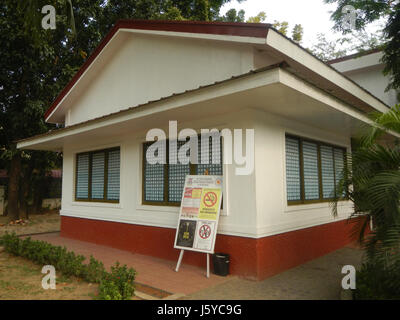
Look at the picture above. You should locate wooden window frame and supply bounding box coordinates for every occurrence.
[75,147,120,203]
[142,136,223,207]
[286,134,347,205]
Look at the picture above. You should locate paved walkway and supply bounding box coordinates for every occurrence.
[28,233,231,296]
[28,233,363,300]
[184,246,364,300]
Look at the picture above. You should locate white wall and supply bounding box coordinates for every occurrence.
[331,52,399,107]
[252,109,353,238]
[60,107,353,239]
[61,109,258,238]
[345,66,398,108]
[67,34,255,126]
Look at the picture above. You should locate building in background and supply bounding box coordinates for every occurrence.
[329,49,399,108]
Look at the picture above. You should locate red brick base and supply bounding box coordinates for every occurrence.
[60,216,358,280]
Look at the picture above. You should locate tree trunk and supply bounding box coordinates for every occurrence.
[19,163,34,220]
[19,176,30,220]
[7,153,21,221]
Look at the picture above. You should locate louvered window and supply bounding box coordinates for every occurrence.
[76,154,89,199]
[303,141,320,200]
[197,132,223,176]
[285,137,301,201]
[320,145,335,199]
[143,134,222,206]
[168,140,191,202]
[285,135,346,204]
[107,150,120,201]
[75,147,120,202]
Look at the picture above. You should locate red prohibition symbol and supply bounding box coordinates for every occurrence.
[203,191,217,207]
[199,224,212,239]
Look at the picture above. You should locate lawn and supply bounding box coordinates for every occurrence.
[0,211,60,237]
[0,211,166,300]
[0,250,98,300]
[0,211,97,300]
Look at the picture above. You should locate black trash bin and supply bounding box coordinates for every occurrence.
[212,253,230,276]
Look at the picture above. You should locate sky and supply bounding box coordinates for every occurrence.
[220,0,384,50]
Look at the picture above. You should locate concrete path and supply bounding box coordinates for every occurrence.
[184,246,364,300]
[27,233,363,300]
[27,233,232,296]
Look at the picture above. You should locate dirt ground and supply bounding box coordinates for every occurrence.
[0,211,61,237]
[0,251,99,300]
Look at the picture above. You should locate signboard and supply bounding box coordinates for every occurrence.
[174,175,223,254]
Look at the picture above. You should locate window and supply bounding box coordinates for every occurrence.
[143,134,222,206]
[285,135,346,204]
[75,147,120,202]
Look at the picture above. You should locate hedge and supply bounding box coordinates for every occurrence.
[0,232,136,300]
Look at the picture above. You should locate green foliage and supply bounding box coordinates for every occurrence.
[220,8,246,22]
[291,24,304,43]
[382,3,400,92]
[84,256,107,283]
[0,233,136,300]
[0,0,237,220]
[310,33,349,61]
[310,29,385,62]
[246,11,266,23]
[331,105,400,299]
[324,0,394,33]
[355,261,400,299]
[97,262,136,300]
[325,0,400,91]
[273,21,289,35]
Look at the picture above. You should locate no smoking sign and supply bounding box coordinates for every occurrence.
[199,224,212,239]
[203,191,217,207]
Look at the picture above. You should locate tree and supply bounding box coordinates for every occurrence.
[382,3,400,92]
[273,21,289,35]
[272,20,304,43]
[331,105,400,298]
[220,8,246,22]
[324,0,400,91]
[310,33,349,61]
[291,24,304,43]
[0,0,236,221]
[310,29,385,62]
[244,11,304,43]
[246,11,266,23]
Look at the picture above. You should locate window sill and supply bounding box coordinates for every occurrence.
[284,199,350,213]
[136,203,228,216]
[72,201,122,209]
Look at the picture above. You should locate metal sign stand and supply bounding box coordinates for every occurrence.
[175,249,210,278]
[174,172,221,279]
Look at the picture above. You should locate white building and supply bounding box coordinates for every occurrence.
[329,49,399,107]
[17,21,393,280]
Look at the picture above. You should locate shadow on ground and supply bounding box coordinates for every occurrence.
[184,246,363,300]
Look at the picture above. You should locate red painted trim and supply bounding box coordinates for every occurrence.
[44,20,270,121]
[61,216,360,280]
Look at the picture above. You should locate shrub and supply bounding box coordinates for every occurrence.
[355,261,400,300]
[0,232,136,300]
[97,262,136,300]
[84,256,106,283]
